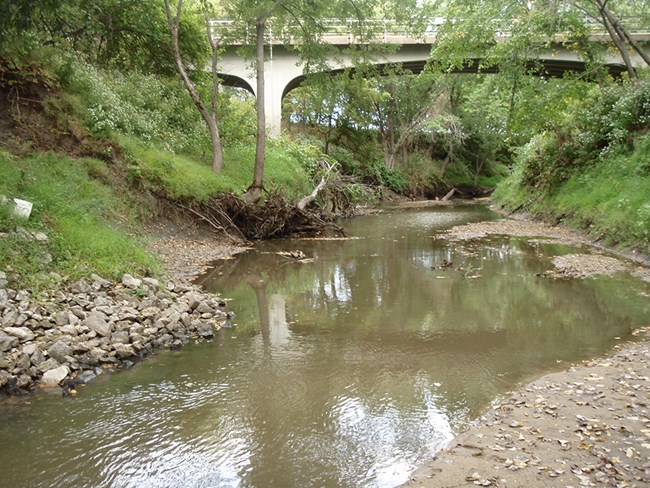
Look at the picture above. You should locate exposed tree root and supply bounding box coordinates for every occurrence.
[176,190,347,242]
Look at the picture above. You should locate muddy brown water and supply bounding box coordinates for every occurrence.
[1,204,648,488]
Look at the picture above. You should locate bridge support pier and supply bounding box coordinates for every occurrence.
[219,51,303,138]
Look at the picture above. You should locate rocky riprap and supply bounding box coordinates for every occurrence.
[0,271,231,395]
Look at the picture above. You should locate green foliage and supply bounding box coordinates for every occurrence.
[55,56,258,164]
[328,145,360,174]
[514,81,650,193]
[1,0,208,76]
[494,82,650,252]
[343,183,380,205]
[117,133,312,204]
[117,135,230,202]
[0,150,161,289]
[218,91,257,144]
[400,151,442,196]
[61,58,211,155]
[362,161,406,193]
[548,136,650,248]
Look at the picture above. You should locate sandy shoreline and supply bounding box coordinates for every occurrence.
[400,332,650,487]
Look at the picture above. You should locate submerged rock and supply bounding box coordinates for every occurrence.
[73,370,96,385]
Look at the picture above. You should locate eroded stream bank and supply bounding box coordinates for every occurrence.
[0,203,648,488]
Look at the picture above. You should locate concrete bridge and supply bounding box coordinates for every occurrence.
[212,19,650,136]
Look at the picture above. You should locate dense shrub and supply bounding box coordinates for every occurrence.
[494,81,650,251]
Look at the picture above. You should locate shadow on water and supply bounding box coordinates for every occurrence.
[1,204,648,488]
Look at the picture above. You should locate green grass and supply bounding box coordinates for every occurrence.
[117,134,312,203]
[494,134,650,253]
[547,136,650,250]
[0,150,161,290]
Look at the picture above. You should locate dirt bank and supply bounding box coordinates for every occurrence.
[145,220,249,279]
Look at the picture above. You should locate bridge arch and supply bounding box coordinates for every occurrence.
[215,31,648,136]
[219,73,255,95]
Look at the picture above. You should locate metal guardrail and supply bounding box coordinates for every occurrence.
[209,16,649,45]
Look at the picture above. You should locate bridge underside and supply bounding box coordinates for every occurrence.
[280,58,627,97]
[217,42,644,136]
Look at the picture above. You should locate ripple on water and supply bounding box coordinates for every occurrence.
[1,205,649,488]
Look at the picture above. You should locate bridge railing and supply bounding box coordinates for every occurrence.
[208,18,437,45]
[209,16,649,46]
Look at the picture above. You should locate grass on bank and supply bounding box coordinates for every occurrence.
[0,150,162,290]
[117,134,313,203]
[494,133,650,253]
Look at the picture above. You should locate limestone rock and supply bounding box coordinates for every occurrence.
[33,232,48,242]
[14,352,30,372]
[0,370,14,388]
[111,330,130,344]
[4,326,35,342]
[47,340,73,363]
[90,274,112,289]
[185,292,203,310]
[196,322,214,339]
[30,348,46,367]
[2,310,19,327]
[37,357,60,373]
[16,374,32,388]
[142,277,160,290]
[40,365,69,387]
[113,343,136,359]
[0,353,11,369]
[196,302,215,314]
[0,331,18,352]
[84,312,111,336]
[70,279,92,294]
[122,274,142,289]
[59,324,78,336]
[73,370,96,385]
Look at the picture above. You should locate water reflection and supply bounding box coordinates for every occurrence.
[0,205,648,488]
[191,206,649,487]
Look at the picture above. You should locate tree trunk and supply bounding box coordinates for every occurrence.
[384,114,396,169]
[600,3,650,68]
[506,74,519,134]
[440,147,452,178]
[244,19,267,203]
[474,155,485,185]
[592,0,637,80]
[164,0,223,173]
[206,17,224,173]
[401,140,409,166]
[324,112,333,155]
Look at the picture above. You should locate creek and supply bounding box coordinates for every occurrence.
[0,203,648,488]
